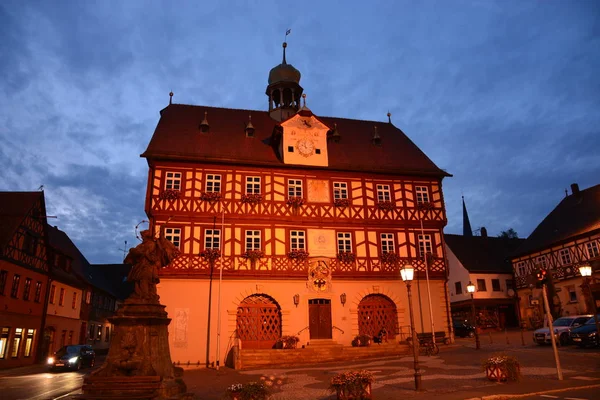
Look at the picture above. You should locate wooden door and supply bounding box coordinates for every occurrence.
[236,295,281,349]
[358,294,398,339]
[309,299,332,339]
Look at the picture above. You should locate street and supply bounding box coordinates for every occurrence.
[1,330,599,400]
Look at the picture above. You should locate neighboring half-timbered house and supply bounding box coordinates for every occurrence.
[512,183,600,328]
[0,192,50,368]
[141,43,452,367]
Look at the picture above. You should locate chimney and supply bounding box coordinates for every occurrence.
[480,227,488,238]
[570,183,580,196]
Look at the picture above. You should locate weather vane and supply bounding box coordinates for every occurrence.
[284,28,291,42]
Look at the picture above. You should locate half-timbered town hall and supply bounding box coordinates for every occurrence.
[141,42,452,367]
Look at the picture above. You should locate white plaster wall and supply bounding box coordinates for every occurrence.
[157,277,449,368]
[47,282,82,320]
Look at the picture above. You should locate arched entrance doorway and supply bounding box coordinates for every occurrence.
[358,294,398,339]
[236,294,281,349]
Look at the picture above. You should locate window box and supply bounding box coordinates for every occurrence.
[201,192,222,202]
[416,201,435,211]
[242,250,264,261]
[377,201,395,211]
[287,249,309,260]
[241,193,263,204]
[337,252,356,263]
[380,252,400,264]
[334,198,350,207]
[329,369,374,400]
[200,248,221,261]
[287,197,304,207]
[158,189,180,201]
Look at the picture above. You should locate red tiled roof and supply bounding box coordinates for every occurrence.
[141,104,450,178]
[445,233,525,273]
[512,184,600,257]
[0,192,44,249]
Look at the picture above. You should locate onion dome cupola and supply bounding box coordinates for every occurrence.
[266,42,304,122]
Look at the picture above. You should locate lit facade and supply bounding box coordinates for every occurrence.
[142,43,452,367]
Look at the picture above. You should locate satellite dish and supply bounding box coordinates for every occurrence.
[507,289,515,297]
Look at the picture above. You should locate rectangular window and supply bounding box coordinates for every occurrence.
[587,241,599,258]
[204,229,221,250]
[105,326,110,342]
[68,331,73,345]
[506,279,514,291]
[246,176,261,194]
[245,230,261,251]
[86,291,92,304]
[516,262,526,276]
[23,329,35,357]
[536,255,547,269]
[380,233,395,253]
[97,326,102,340]
[455,281,462,295]
[567,286,577,303]
[559,248,572,265]
[72,292,78,309]
[34,281,42,303]
[23,233,38,255]
[60,330,66,347]
[376,184,391,202]
[165,171,181,190]
[11,328,23,358]
[418,234,433,257]
[337,232,352,253]
[0,270,7,295]
[415,186,430,204]
[89,324,95,340]
[0,327,9,359]
[49,284,56,304]
[290,231,306,250]
[333,182,348,200]
[58,288,65,306]
[23,278,32,301]
[205,174,221,193]
[10,274,20,298]
[477,279,487,292]
[288,179,303,198]
[164,227,181,249]
[492,279,501,292]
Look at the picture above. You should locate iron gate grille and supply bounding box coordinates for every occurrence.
[236,294,281,349]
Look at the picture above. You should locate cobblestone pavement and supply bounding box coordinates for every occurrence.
[181,330,600,400]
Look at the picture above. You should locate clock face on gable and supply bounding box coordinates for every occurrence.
[297,138,315,157]
[281,114,329,167]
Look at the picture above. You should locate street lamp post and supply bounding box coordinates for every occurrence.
[467,281,481,350]
[401,264,422,391]
[579,264,600,343]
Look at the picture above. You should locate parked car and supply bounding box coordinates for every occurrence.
[570,315,600,348]
[453,320,475,338]
[533,315,590,346]
[47,345,96,371]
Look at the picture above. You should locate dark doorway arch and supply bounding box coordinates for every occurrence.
[236,294,282,349]
[358,294,398,339]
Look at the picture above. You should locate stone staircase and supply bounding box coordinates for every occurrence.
[239,340,410,370]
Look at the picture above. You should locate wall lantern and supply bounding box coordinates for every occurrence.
[340,293,347,306]
[293,294,300,307]
[579,264,592,277]
[467,281,476,294]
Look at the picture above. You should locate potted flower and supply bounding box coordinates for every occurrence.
[329,370,374,400]
[483,353,521,382]
[287,249,309,260]
[226,382,270,400]
[201,191,222,202]
[380,252,400,264]
[286,196,304,208]
[416,201,435,211]
[351,334,372,347]
[199,248,221,262]
[242,193,263,204]
[334,198,350,207]
[158,189,181,201]
[377,200,395,211]
[242,249,264,262]
[337,252,356,263]
[274,335,300,349]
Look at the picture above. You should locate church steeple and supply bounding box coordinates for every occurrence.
[462,196,473,237]
[266,41,303,122]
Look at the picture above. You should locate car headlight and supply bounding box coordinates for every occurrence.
[68,356,79,363]
[589,332,597,337]
[47,357,55,364]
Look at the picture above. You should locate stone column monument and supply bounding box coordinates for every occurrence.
[80,230,190,399]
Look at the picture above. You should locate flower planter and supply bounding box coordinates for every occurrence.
[485,365,508,382]
[336,383,372,400]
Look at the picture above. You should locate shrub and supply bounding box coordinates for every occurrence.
[226,382,269,400]
[275,335,300,349]
[351,334,372,347]
[329,370,374,399]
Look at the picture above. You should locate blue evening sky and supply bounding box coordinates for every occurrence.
[1,0,598,263]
